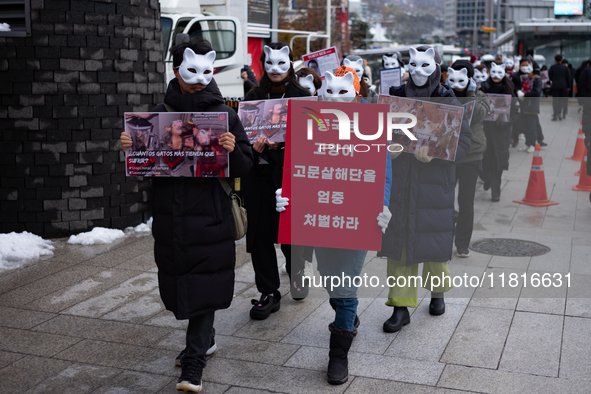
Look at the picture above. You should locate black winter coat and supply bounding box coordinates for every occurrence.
[481,78,515,172]
[378,83,472,266]
[152,78,254,320]
[549,63,571,90]
[243,81,310,251]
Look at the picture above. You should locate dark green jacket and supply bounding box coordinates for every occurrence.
[458,89,489,164]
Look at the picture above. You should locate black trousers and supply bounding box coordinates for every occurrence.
[185,311,215,367]
[455,161,480,250]
[552,88,568,117]
[521,113,539,147]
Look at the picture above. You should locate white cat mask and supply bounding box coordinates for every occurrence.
[505,58,514,69]
[408,47,437,87]
[178,48,216,86]
[447,67,469,90]
[383,54,400,69]
[474,68,488,83]
[343,58,364,80]
[520,63,533,74]
[297,74,316,95]
[490,62,506,80]
[263,45,291,75]
[324,71,356,100]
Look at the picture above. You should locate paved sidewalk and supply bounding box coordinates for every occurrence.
[1,100,591,393]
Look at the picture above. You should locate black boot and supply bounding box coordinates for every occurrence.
[327,323,356,385]
[429,292,445,316]
[382,306,410,333]
[329,299,360,329]
[289,268,309,301]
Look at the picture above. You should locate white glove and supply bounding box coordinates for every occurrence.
[377,206,392,234]
[517,90,525,98]
[275,188,289,212]
[414,146,433,163]
[389,143,404,160]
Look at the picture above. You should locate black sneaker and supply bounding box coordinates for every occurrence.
[176,360,203,392]
[175,337,217,367]
[539,142,548,147]
[250,294,280,320]
[290,269,309,301]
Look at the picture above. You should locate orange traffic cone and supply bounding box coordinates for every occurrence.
[514,144,559,207]
[566,120,585,161]
[573,148,591,191]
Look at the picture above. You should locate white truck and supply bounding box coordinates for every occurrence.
[160,0,248,99]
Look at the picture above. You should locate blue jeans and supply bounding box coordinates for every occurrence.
[315,247,367,331]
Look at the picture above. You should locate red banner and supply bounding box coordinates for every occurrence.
[279,100,389,251]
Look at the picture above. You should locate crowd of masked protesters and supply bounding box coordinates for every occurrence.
[120,36,590,392]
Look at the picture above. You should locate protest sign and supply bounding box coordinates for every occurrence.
[238,97,317,143]
[377,95,465,162]
[379,67,402,94]
[278,100,388,251]
[462,100,476,125]
[124,112,229,177]
[520,74,533,93]
[302,47,340,80]
[484,93,512,122]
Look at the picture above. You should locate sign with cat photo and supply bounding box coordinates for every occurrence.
[378,95,465,162]
[123,112,229,177]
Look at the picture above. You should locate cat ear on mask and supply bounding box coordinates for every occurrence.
[279,45,290,58]
[459,68,468,76]
[425,48,435,60]
[344,58,352,68]
[408,48,418,59]
[325,71,334,83]
[263,45,272,58]
[342,71,355,85]
[304,74,314,83]
[204,51,216,64]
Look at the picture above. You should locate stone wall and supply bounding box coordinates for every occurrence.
[0,0,165,237]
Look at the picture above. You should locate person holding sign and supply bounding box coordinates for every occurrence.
[243,42,312,319]
[278,66,393,385]
[120,37,253,393]
[380,46,472,333]
[448,60,490,257]
[480,62,516,202]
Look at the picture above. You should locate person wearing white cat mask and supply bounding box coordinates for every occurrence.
[343,55,377,99]
[278,64,393,385]
[504,57,515,75]
[473,65,489,88]
[243,42,312,321]
[448,60,490,258]
[295,67,322,96]
[480,61,516,202]
[380,46,473,334]
[376,52,407,93]
[120,37,254,394]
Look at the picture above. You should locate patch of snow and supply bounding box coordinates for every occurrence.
[0,232,54,271]
[0,23,11,32]
[67,227,126,245]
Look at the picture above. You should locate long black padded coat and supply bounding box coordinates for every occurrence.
[151,78,253,320]
[378,83,472,266]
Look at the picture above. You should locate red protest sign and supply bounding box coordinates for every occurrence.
[279,100,389,251]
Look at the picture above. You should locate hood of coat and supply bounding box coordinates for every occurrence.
[164,78,225,112]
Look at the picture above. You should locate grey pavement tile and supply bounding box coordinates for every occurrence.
[29,363,121,394]
[101,289,165,323]
[516,297,566,315]
[565,274,591,317]
[284,346,444,386]
[343,376,472,394]
[53,339,178,377]
[33,315,172,347]
[225,387,287,394]
[233,296,326,342]
[156,379,228,394]
[438,364,573,394]
[487,255,531,270]
[63,272,159,318]
[25,269,143,313]
[446,263,484,300]
[0,306,56,329]
[92,371,174,394]
[559,316,591,380]
[153,329,185,352]
[528,242,572,274]
[0,326,81,357]
[204,357,350,394]
[145,311,188,330]
[450,249,493,267]
[112,251,156,272]
[499,311,563,377]
[234,261,256,284]
[211,334,300,365]
[478,207,517,226]
[350,297,399,355]
[569,245,591,275]
[0,259,72,296]
[440,306,514,369]
[510,205,546,228]
[212,295,257,336]
[0,350,26,369]
[233,281,254,296]
[385,301,466,362]
[0,265,104,308]
[0,356,71,393]
[469,267,523,310]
